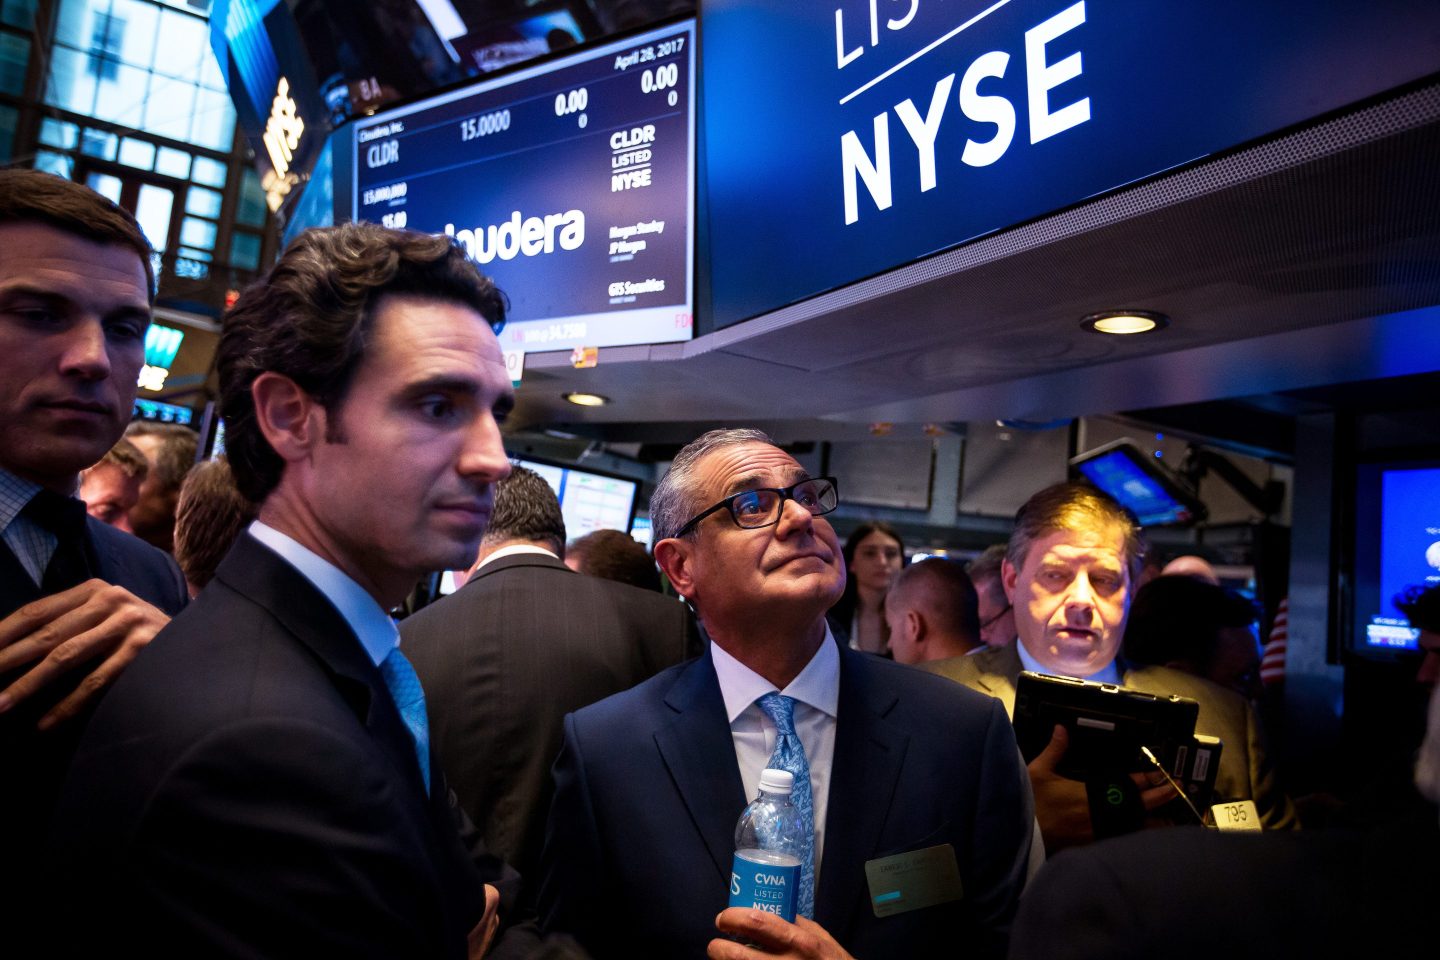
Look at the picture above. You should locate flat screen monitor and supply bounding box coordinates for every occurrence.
[350,18,696,354]
[1070,440,1205,527]
[1351,459,1440,654]
[513,455,639,542]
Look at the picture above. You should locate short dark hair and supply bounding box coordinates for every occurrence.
[892,557,981,645]
[568,528,660,592]
[0,169,155,302]
[483,466,566,554]
[965,543,1009,606]
[1008,482,1145,579]
[1396,583,1440,634]
[1123,575,1257,670]
[124,421,198,495]
[173,457,257,591]
[218,223,507,503]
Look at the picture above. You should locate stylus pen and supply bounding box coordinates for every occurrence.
[1140,746,1208,826]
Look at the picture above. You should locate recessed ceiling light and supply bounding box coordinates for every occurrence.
[1081,310,1169,335]
[563,392,610,407]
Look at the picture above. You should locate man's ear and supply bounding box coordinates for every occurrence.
[906,610,925,646]
[250,371,326,464]
[1001,557,1019,605]
[654,537,696,602]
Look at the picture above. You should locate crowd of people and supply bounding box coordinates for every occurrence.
[2,169,1436,958]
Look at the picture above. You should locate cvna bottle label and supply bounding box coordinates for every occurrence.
[728,850,798,923]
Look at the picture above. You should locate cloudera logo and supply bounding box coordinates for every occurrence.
[445,209,585,263]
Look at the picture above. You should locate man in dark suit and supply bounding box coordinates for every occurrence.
[922,482,1296,850]
[403,465,698,895]
[51,223,522,957]
[539,429,1033,960]
[0,170,187,926]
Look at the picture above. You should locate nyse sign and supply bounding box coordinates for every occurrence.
[840,3,1088,224]
[701,0,1440,328]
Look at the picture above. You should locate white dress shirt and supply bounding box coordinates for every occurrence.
[711,627,839,881]
[248,521,398,668]
[475,542,559,570]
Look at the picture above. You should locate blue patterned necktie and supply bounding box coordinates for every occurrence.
[379,647,431,795]
[757,692,816,919]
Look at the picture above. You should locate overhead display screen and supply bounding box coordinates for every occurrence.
[352,19,695,353]
[1071,441,1203,527]
[1352,461,1440,654]
[701,0,1440,327]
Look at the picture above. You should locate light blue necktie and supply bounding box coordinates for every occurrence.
[757,692,815,919]
[379,647,431,795]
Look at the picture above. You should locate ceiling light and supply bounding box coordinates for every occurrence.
[563,392,610,407]
[1081,310,1169,335]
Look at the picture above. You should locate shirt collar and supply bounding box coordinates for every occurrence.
[248,520,399,667]
[1017,635,1122,686]
[711,623,841,724]
[476,542,560,570]
[0,467,44,534]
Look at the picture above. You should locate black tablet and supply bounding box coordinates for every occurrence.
[1013,671,1200,780]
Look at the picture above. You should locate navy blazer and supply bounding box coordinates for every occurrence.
[539,645,1034,959]
[49,533,488,958]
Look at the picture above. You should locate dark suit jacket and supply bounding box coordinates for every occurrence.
[1008,824,1436,960]
[922,643,1298,830]
[538,644,1034,960]
[48,533,489,958]
[1,514,187,920]
[402,551,699,892]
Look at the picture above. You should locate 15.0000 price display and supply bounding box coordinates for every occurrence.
[460,109,511,142]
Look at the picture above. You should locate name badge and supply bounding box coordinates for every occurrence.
[1210,799,1261,831]
[863,843,963,918]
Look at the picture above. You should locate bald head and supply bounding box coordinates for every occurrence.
[1161,555,1220,585]
[884,558,982,665]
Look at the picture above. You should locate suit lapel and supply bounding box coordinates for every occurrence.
[814,647,910,934]
[213,534,429,799]
[975,643,1022,715]
[653,650,747,883]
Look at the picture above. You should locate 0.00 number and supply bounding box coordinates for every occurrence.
[641,63,679,94]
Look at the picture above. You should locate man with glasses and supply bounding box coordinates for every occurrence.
[538,429,1033,960]
[967,544,1017,649]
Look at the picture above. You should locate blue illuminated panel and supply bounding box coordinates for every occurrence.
[1075,449,1193,527]
[351,20,696,354]
[1365,467,1440,651]
[701,0,1440,327]
[143,324,185,370]
[133,398,194,425]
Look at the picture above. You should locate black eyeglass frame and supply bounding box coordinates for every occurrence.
[979,602,1013,630]
[672,476,840,539]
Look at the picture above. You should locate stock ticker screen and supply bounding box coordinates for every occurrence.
[351,19,695,355]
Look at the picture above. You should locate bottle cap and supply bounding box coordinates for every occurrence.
[758,768,794,795]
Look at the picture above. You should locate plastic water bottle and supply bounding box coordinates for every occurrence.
[728,768,805,923]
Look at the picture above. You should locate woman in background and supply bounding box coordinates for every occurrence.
[828,521,905,655]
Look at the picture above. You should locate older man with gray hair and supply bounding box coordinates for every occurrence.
[539,428,1033,960]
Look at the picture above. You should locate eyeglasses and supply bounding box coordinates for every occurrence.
[673,477,839,539]
[980,602,1013,630]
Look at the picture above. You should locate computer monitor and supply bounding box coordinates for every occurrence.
[1350,458,1440,655]
[1070,439,1206,527]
